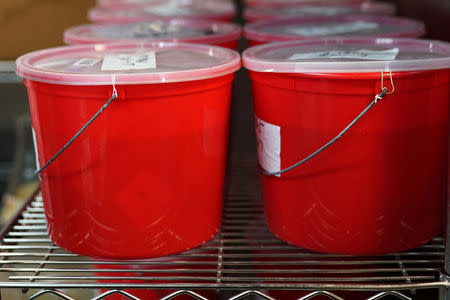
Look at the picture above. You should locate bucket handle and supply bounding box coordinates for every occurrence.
[261,72,395,177]
[35,81,119,176]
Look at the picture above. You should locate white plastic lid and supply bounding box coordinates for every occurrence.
[243,38,450,73]
[245,0,363,8]
[16,42,241,85]
[89,1,236,23]
[64,20,241,45]
[244,2,396,22]
[244,15,425,43]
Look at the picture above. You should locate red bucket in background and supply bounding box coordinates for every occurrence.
[244,15,425,46]
[96,0,168,9]
[16,42,240,259]
[244,2,396,23]
[64,19,241,50]
[97,0,233,10]
[243,38,450,255]
[245,0,363,8]
[88,0,236,24]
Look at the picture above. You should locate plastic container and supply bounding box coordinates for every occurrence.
[97,0,232,9]
[244,2,396,23]
[64,20,241,50]
[243,38,450,255]
[97,0,166,9]
[245,0,363,8]
[244,15,425,46]
[16,42,241,259]
[89,0,236,24]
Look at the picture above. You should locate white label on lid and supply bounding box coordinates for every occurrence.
[255,116,281,177]
[132,22,180,38]
[287,21,379,36]
[73,58,101,67]
[289,48,400,61]
[101,52,156,71]
[31,127,40,172]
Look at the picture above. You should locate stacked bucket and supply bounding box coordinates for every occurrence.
[13,0,450,299]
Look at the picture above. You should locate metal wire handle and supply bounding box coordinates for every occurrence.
[261,72,394,177]
[35,84,119,176]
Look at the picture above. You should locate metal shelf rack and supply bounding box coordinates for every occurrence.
[0,159,448,299]
[0,61,22,84]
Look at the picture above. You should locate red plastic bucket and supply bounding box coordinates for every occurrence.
[16,42,241,259]
[245,0,363,8]
[64,20,241,50]
[244,15,425,47]
[244,2,396,23]
[89,1,236,24]
[243,38,450,255]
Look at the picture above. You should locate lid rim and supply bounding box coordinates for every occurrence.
[17,64,242,85]
[88,3,236,23]
[246,0,365,8]
[244,2,396,22]
[98,0,166,9]
[244,15,425,42]
[16,42,242,85]
[242,38,450,73]
[63,22,242,46]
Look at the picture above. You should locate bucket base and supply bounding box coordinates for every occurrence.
[50,228,220,260]
[266,216,441,255]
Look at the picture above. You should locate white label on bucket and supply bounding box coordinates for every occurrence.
[255,116,281,177]
[31,127,40,172]
[73,58,101,67]
[286,21,379,36]
[101,52,156,71]
[289,48,400,61]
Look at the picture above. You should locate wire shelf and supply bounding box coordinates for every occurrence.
[0,160,446,299]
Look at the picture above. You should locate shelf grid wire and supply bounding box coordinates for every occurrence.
[0,160,445,299]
